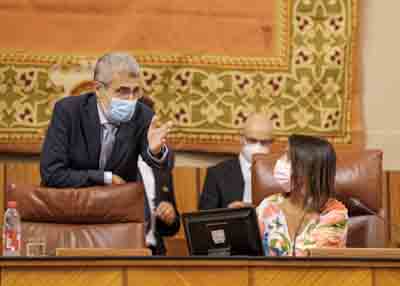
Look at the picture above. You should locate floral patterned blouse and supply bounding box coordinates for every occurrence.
[257,194,348,256]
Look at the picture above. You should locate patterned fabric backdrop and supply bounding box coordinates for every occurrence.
[0,0,359,153]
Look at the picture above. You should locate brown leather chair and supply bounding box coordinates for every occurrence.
[252,150,387,248]
[70,80,97,96]
[7,183,147,256]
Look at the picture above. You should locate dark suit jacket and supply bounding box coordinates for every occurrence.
[40,93,178,254]
[199,158,245,210]
[141,157,180,255]
[40,92,172,188]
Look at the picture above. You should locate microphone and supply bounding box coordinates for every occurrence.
[348,197,376,216]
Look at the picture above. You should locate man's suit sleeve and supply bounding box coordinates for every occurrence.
[199,167,221,210]
[40,101,104,188]
[155,156,180,237]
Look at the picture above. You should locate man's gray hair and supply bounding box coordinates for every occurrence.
[94,52,140,85]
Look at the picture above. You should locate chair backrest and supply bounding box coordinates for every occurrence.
[252,149,387,248]
[7,183,145,256]
[70,80,97,96]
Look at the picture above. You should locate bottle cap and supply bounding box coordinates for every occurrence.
[7,201,17,208]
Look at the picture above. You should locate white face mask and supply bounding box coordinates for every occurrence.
[241,143,270,163]
[273,155,291,192]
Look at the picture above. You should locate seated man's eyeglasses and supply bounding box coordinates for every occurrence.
[244,136,273,146]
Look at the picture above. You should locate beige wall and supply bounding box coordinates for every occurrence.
[362,0,400,170]
[176,1,400,170]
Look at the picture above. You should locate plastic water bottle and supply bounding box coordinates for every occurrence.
[3,201,21,256]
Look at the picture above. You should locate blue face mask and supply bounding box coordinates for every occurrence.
[107,98,137,123]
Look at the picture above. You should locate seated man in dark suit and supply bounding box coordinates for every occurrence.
[199,113,273,210]
[40,52,178,254]
[137,96,180,255]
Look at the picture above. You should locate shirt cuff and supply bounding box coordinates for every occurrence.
[104,171,113,185]
[148,145,169,163]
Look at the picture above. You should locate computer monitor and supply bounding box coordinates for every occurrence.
[182,207,264,256]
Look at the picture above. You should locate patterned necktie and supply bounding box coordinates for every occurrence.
[99,123,117,169]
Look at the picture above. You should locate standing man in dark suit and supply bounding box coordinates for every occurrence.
[137,96,180,255]
[199,113,273,210]
[40,53,178,252]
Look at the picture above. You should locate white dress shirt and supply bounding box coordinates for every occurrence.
[239,153,252,204]
[138,155,157,247]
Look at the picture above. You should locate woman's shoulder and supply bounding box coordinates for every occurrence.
[319,198,348,225]
[260,193,284,205]
[322,198,348,214]
[256,193,284,216]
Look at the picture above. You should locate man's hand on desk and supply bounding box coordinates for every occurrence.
[156,201,176,225]
[228,201,254,209]
[148,116,173,155]
[112,174,126,185]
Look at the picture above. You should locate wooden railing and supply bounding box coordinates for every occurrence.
[2,256,400,286]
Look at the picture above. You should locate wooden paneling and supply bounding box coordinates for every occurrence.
[127,267,248,286]
[375,269,400,286]
[251,268,372,286]
[382,171,390,246]
[5,160,41,187]
[389,171,400,246]
[2,268,123,286]
[173,166,198,233]
[173,167,199,215]
[164,237,189,257]
[3,259,400,286]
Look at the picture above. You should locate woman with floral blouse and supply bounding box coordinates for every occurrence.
[257,134,348,256]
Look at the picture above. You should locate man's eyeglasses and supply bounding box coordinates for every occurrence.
[98,81,142,99]
[113,86,141,97]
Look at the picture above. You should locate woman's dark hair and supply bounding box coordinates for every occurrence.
[288,134,336,212]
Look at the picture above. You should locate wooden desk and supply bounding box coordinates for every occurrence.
[1,256,400,286]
